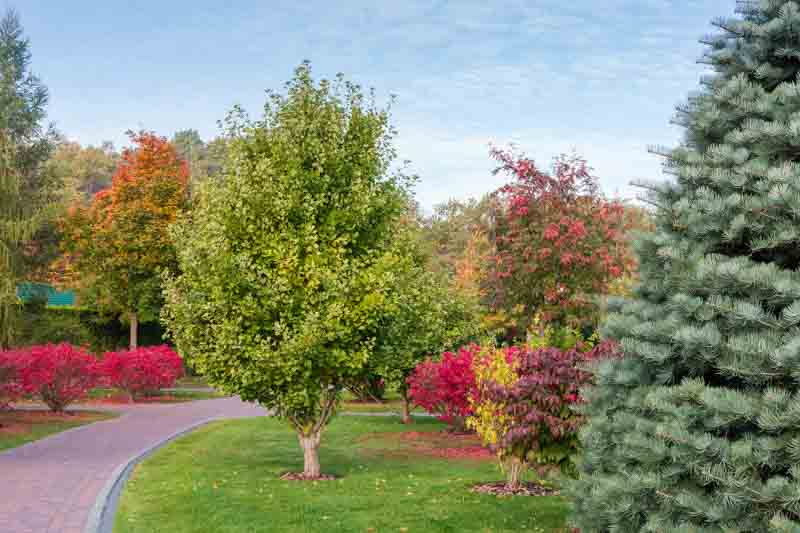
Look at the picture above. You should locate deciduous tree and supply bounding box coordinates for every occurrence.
[370,219,482,423]
[63,132,188,349]
[163,63,411,478]
[46,139,118,203]
[470,340,616,490]
[485,149,634,339]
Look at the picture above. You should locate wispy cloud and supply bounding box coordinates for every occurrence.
[24,0,732,208]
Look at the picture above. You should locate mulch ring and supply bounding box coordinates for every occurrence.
[280,472,338,481]
[360,430,494,461]
[470,481,560,497]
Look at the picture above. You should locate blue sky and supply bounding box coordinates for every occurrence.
[20,0,731,209]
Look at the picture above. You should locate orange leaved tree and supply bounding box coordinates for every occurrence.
[62,131,188,348]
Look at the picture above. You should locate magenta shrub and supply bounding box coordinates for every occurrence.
[407,344,480,429]
[0,349,24,408]
[99,345,183,401]
[18,343,101,412]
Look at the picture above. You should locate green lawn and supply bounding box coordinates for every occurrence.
[115,416,570,533]
[87,388,226,403]
[0,409,117,451]
[176,376,211,388]
[340,389,423,415]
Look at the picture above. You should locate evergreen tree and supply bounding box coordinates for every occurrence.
[571,2,800,530]
[0,9,55,348]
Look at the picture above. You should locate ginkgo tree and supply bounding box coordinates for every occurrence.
[163,63,412,479]
[62,131,188,349]
[370,221,483,424]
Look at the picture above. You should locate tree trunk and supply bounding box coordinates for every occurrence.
[129,312,138,350]
[400,388,412,424]
[505,456,524,491]
[449,416,468,433]
[298,430,322,478]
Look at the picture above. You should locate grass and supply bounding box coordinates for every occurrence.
[0,409,117,451]
[176,376,211,388]
[340,389,423,415]
[86,388,226,403]
[115,415,571,533]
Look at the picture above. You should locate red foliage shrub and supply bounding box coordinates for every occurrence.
[478,340,619,474]
[0,349,24,408]
[99,345,183,401]
[407,345,479,429]
[18,343,100,412]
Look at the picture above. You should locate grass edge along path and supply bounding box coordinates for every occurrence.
[86,387,226,404]
[0,409,119,452]
[114,415,571,533]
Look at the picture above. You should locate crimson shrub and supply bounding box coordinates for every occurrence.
[18,343,100,412]
[99,345,183,401]
[0,349,23,408]
[407,345,479,430]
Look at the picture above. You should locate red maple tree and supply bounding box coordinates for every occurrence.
[484,148,636,337]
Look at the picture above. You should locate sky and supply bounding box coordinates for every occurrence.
[19,0,733,209]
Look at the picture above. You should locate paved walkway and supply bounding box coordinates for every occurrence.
[0,397,266,533]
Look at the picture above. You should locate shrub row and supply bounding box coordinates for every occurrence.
[0,343,183,412]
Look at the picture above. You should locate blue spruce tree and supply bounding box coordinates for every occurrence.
[571,2,800,531]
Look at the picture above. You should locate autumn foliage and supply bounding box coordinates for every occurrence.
[0,343,183,410]
[17,343,100,412]
[485,148,635,337]
[407,345,480,430]
[470,341,618,486]
[62,131,189,348]
[0,350,23,408]
[99,345,183,401]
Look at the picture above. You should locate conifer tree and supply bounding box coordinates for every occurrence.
[571,2,800,530]
[0,9,55,348]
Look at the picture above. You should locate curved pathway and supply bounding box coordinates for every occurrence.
[0,397,265,533]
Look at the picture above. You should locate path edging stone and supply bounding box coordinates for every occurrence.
[84,416,222,533]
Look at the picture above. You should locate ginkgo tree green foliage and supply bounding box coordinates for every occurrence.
[371,220,483,423]
[163,63,412,478]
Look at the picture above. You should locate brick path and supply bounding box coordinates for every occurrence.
[0,397,265,533]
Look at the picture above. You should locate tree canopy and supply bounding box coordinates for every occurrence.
[571,2,800,530]
[0,9,56,348]
[63,131,188,348]
[163,63,412,478]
